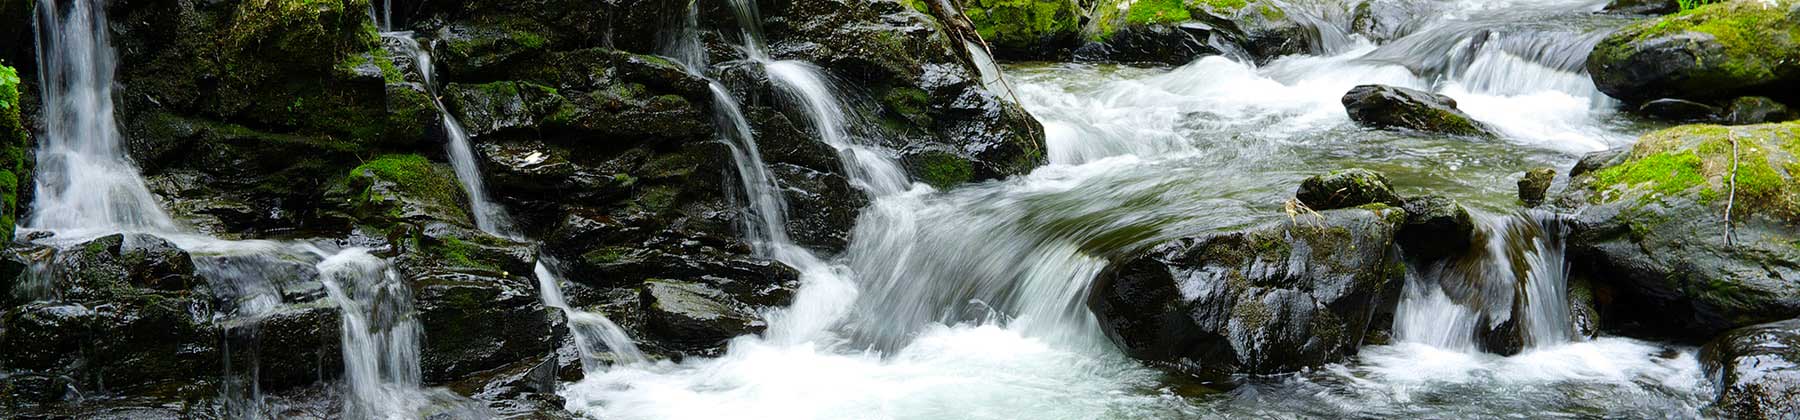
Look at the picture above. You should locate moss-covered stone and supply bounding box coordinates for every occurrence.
[338,154,473,227]
[958,0,1082,56]
[1587,0,1800,103]
[910,150,975,190]
[1585,122,1797,220]
[0,64,24,243]
[1342,84,1494,137]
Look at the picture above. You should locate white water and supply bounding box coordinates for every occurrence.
[28,0,178,237]
[316,248,427,419]
[561,0,1709,418]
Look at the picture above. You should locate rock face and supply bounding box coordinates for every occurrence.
[1587,0,1800,104]
[1342,84,1493,137]
[953,0,1083,59]
[1088,207,1405,379]
[1295,168,1404,211]
[1558,122,1800,340]
[1702,318,1800,419]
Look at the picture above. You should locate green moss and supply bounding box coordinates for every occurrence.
[1194,0,1248,11]
[913,151,974,190]
[963,0,1082,49]
[1592,151,1707,197]
[0,64,22,243]
[1611,0,1800,93]
[1126,0,1192,25]
[1590,122,1800,220]
[510,30,547,49]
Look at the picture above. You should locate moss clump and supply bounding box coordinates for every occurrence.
[1125,0,1192,25]
[912,151,975,190]
[1596,0,1800,97]
[961,0,1082,51]
[0,65,24,242]
[343,154,471,224]
[1590,122,1800,220]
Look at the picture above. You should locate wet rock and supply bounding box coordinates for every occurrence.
[1602,0,1679,14]
[332,154,474,229]
[445,80,568,139]
[640,279,768,355]
[447,354,570,418]
[1077,0,1310,64]
[1558,122,1800,340]
[1396,195,1476,262]
[1089,207,1406,378]
[1074,22,1240,65]
[1569,275,1601,340]
[0,298,220,403]
[1518,167,1556,207]
[1587,0,1800,104]
[1637,98,1723,122]
[412,269,559,384]
[1702,318,1800,419]
[226,304,344,390]
[1726,96,1795,125]
[1342,84,1494,137]
[1295,168,1404,211]
[1349,0,1437,42]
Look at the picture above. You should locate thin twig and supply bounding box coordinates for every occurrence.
[1724,130,1738,247]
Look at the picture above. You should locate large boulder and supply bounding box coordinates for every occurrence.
[1702,318,1800,419]
[1586,0,1800,104]
[1088,207,1405,378]
[1295,168,1404,211]
[1342,84,1494,137]
[1396,195,1476,262]
[954,0,1083,59]
[1077,0,1314,64]
[1559,122,1800,340]
[640,279,771,356]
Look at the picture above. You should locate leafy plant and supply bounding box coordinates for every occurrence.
[1676,0,1722,11]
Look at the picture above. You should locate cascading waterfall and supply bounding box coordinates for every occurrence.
[316,248,426,419]
[378,28,645,368]
[28,0,178,236]
[1393,211,1575,351]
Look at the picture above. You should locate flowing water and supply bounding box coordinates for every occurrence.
[562,0,1710,418]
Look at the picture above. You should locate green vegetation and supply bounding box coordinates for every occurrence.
[1125,0,1191,25]
[961,0,1082,50]
[1599,0,1800,94]
[1676,0,1723,11]
[1589,122,1800,220]
[0,65,26,242]
[913,151,975,190]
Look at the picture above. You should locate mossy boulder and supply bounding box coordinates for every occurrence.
[1342,84,1495,137]
[1586,0,1800,104]
[1519,167,1557,207]
[1295,168,1404,211]
[1727,96,1796,125]
[333,154,474,229]
[1088,207,1405,379]
[411,268,557,383]
[640,279,769,356]
[1077,0,1306,64]
[1701,318,1800,419]
[1396,195,1476,262]
[957,0,1083,58]
[1559,122,1800,340]
[0,64,24,243]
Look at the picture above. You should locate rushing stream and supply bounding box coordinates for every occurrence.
[560,0,1710,419]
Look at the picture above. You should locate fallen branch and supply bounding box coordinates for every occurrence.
[1724,130,1738,247]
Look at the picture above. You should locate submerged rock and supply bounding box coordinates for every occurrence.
[1702,318,1800,419]
[1559,122,1800,340]
[1295,168,1404,211]
[1587,0,1800,104]
[1089,207,1405,378]
[1342,84,1494,137]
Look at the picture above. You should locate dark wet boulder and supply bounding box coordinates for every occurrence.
[1396,195,1476,262]
[640,279,769,355]
[1727,96,1795,125]
[224,304,345,390]
[1342,84,1494,137]
[1089,207,1405,378]
[1349,0,1437,43]
[1638,98,1723,122]
[1587,0,1800,104]
[1077,0,1310,64]
[331,154,475,230]
[1702,318,1800,419]
[1518,167,1556,207]
[1602,0,1679,14]
[1295,168,1403,210]
[411,269,558,383]
[1558,122,1800,340]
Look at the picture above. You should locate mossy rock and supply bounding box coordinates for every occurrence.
[335,154,474,228]
[0,64,23,243]
[957,0,1083,57]
[1296,168,1405,211]
[1561,121,1800,340]
[1079,0,1302,63]
[1341,84,1495,137]
[1586,0,1800,103]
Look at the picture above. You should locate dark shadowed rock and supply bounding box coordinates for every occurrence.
[1296,168,1403,211]
[1342,84,1494,137]
[1727,96,1795,125]
[1518,167,1556,207]
[1088,208,1405,379]
[1702,318,1800,419]
[640,279,767,355]
[1397,195,1476,262]
[1637,98,1722,122]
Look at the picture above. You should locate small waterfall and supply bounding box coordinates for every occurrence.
[28,0,178,236]
[316,248,426,419]
[380,29,645,368]
[762,62,912,196]
[1393,211,1575,352]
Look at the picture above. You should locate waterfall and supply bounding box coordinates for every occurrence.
[379,30,645,367]
[316,248,426,419]
[761,62,912,196]
[28,0,178,236]
[1393,211,1575,351]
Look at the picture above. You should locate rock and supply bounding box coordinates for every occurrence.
[1637,98,1723,122]
[1088,208,1405,378]
[445,80,568,139]
[956,0,1083,59]
[1342,84,1494,137]
[1078,0,1310,64]
[332,154,474,229]
[640,279,768,355]
[1396,195,1477,262]
[1295,168,1404,211]
[411,270,558,383]
[1587,0,1800,104]
[1558,122,1800,340]
[1727,96,1795,125]
[224,305,344,390]
[1602,0,1679,14]
[1702,318,1800,419]
[1349,0,1437,43]
[1518,167,1556,207]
